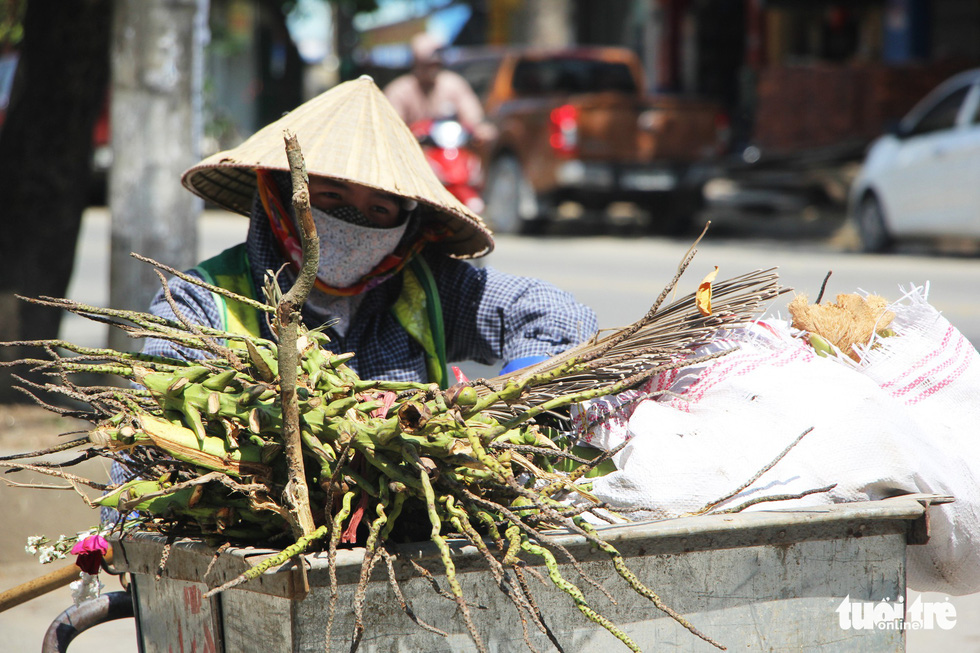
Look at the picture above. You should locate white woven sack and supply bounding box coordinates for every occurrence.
[853,285,980,593]
[585,293,980,595]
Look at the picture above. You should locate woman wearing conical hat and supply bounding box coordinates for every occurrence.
[142,76,597,386]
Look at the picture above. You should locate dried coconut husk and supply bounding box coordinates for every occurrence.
[789,292,895,361]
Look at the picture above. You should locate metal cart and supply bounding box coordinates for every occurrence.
[44,496,945,652]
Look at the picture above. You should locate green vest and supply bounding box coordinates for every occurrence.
[194,244,448,388]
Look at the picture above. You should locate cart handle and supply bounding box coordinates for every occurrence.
[41,591,134,653]
[0,549,115,613]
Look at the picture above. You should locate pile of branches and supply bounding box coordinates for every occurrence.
[0,134,786,652]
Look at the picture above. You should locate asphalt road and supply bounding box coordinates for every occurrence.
[2,205,979,651]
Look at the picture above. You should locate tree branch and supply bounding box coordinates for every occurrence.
[277,129,319,539]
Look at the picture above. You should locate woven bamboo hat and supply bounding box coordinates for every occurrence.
[182,76,493,258]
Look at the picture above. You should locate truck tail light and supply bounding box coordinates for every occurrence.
[549,104,578,157]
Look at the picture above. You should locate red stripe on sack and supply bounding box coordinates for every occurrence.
[680,345,811,408]
[906,354,972,405]
[879,325,955,390]
[903,334,974,405]
[891,331,965,399]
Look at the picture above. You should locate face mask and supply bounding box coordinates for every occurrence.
[310,205,408,289]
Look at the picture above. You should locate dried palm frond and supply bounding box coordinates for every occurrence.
[479,258,787,421]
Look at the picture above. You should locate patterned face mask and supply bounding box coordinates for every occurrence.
[256,170,442,296]
[327,204,376,227]
[310,205,409,289]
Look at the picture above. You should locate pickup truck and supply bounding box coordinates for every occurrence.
[444,46,727,234]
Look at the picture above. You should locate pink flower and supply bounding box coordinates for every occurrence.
[71,535,109,574]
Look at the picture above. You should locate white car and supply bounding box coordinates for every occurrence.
[849,68,980,252]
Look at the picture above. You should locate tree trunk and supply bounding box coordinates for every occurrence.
[107,0,207,352]
[0,0,113,402]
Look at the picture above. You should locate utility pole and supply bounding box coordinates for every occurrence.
[513,0,573,47]
[108,0,208,351]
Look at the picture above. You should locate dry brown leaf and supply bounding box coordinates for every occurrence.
[696,266,719,316]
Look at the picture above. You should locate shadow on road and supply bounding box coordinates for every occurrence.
[525,203,980,260]
[519,202,853,247]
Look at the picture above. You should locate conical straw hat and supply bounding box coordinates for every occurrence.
[182,75,493,258]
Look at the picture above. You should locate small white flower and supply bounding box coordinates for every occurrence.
[70,572,104,606]
[25,535,47,554]
[37,546,66,564]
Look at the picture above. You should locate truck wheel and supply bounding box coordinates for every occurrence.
[484,156,537,234]
[856,195,892,253]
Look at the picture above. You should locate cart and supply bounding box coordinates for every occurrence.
[43,495,944,652]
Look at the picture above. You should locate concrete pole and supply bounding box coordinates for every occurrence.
[108,0,208,351]
[514,0,573,47]
[642,0,665,93]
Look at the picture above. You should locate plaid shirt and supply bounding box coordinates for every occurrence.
[142,209,598,383]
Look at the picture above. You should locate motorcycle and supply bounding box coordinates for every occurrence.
[410,118,485,215]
